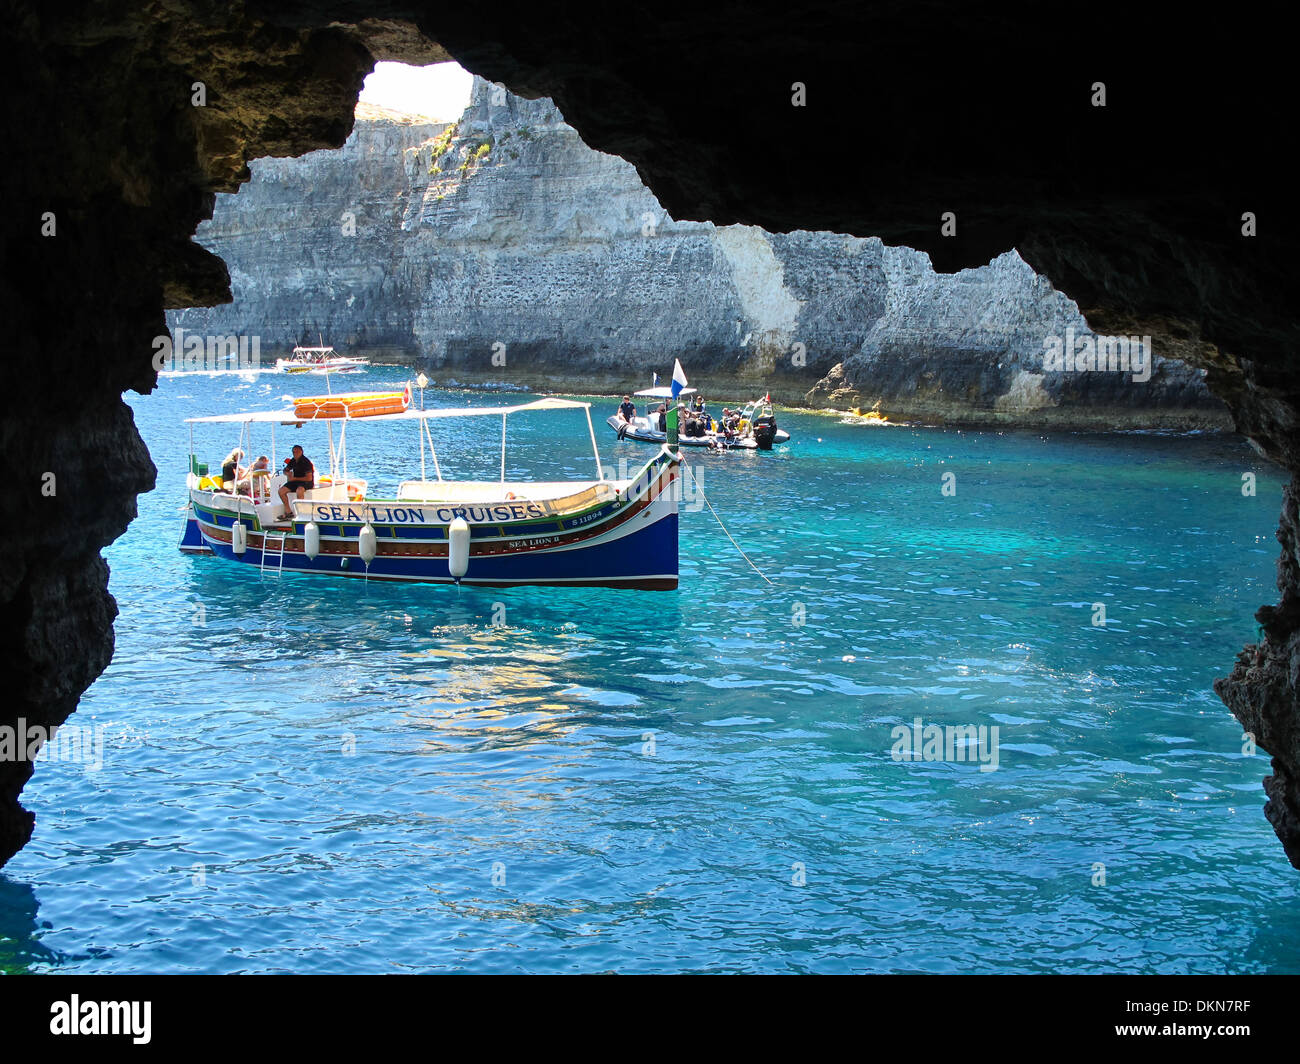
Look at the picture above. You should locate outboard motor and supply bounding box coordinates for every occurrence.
[752,414,778,450]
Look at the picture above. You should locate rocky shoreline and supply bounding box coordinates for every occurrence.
[370,361,1232,433]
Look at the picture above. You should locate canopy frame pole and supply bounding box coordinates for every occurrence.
[500,413,507,484]
[425,419,442,481]
[585,407,604,481]
[238,420,249,516]
[327,420,338,481]
[418,417,426,482]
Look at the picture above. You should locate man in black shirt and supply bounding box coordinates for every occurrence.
[276,445,315,521]
[615,395,637,439]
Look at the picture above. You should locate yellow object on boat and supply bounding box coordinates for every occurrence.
[293,384,411,420]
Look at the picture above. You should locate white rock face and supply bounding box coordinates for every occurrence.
[713,226,801,367]
[168,77,1226,425]
[995,371,1055,412]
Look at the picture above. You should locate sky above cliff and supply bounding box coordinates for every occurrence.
[358,61,473,121]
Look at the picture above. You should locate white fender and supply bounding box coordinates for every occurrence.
[358,522,377,565]
[448,517,470,580]
[303,521,320,560]
[231,521,247,555]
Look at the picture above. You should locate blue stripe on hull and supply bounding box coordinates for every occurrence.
[178,514,212,553]
[203,512,678,588]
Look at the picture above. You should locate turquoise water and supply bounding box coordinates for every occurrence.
[3,366,1298,974]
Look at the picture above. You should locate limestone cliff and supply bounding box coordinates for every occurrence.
[170,78,1227,428]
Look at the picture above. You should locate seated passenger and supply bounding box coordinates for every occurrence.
[276,445,315,520]
[236,455,270,497]
[220,448,245,492]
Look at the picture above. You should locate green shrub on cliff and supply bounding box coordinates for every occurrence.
[427,124,457,167]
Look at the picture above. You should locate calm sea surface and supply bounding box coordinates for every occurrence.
[3,366,1297,973]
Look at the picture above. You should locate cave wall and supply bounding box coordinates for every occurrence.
[2,1,1296,867]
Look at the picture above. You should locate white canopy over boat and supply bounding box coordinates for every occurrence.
[185,395,609,491]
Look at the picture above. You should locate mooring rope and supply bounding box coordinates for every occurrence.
[683,461,776,587]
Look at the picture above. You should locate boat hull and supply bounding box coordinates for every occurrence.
[185,450,681,590]
[277,358,369,374]
[178,503,212,554]
[198,511,678,589]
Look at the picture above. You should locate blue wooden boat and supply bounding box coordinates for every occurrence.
[178,396,681,590]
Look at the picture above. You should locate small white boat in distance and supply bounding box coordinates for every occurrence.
[276,345,369,374]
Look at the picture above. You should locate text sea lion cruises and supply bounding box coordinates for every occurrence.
[178,389,681,590]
